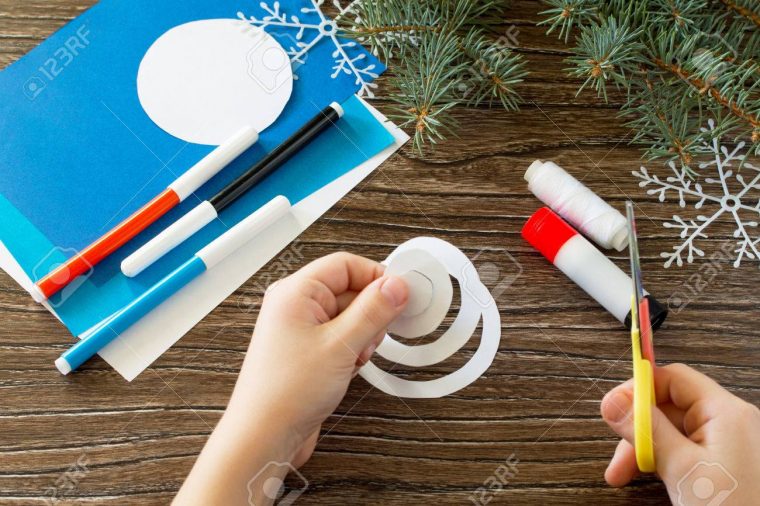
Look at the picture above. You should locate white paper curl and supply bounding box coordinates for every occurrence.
[359,237,502,398]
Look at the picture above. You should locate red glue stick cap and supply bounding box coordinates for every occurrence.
[522,207,579,263]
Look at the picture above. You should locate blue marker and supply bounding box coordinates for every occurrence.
[55,196,291,375]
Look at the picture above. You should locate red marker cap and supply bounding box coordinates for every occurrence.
[522,207,579,263]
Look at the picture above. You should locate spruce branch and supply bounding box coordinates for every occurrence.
[541,0,760,171]
[457,28,528,110]
[719,0,760,28]
[341,0,527,153]
[386,31,466,153]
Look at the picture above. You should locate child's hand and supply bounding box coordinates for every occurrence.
[601,363,760,503]
[231,252,409,461]
[175,253,408,505]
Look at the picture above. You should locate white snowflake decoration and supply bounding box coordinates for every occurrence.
[633,120,760,268]
[237,0,379,97]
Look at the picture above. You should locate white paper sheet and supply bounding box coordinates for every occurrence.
[1,99,409,380]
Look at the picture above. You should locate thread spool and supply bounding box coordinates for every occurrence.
[525,160,629,251]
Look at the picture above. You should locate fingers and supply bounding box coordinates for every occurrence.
[654,363,727,412]
[601,385,698,474]
[326,275,408,357]
[336,291,359,314]
[356,330,386,367]
[291,252,385,297]
[605,439,639,487]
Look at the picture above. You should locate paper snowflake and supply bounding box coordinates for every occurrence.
[237,0,379,97]
[633,120,760,268]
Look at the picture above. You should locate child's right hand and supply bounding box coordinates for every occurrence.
[601,363,760,504]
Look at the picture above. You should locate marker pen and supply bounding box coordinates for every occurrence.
[55,196,291,374]
[121,102,344,278]
[34,125,260,301]
[522,207,667,330]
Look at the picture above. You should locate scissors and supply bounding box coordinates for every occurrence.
[626,201,656,472]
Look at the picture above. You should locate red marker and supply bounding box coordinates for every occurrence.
[33,126,259,302]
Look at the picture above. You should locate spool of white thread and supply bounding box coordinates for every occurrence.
[525,160,629,251]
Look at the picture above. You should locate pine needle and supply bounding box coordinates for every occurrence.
[341,0,527,153]
[541,0,760,172]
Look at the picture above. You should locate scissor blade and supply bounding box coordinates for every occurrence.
[626,201,644,307]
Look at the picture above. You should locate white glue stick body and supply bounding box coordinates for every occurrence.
[522,207,667,330]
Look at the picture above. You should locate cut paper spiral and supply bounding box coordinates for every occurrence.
[358,237,502,399]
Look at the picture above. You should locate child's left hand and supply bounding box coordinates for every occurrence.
[232,252,409,462]
[175,252,409,505]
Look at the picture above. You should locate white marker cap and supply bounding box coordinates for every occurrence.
[329,101,344,118]
[55,357,72,375]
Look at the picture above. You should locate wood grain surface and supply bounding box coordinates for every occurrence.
[1,1,759,504]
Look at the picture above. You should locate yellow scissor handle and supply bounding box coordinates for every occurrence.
[631,297,656,472]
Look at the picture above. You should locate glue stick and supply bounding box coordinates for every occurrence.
[522,207,668,330]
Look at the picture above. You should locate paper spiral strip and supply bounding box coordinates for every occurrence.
[358,237,501,399]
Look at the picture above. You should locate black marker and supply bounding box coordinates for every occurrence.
[121,102,344,277]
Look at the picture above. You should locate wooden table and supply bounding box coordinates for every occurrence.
[2,1,759,504]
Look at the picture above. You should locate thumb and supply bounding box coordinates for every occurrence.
[601,386,697,479]
[326,276,408,357]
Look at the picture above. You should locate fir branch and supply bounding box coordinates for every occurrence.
[650,56,760,133]
[342,0,528,152]
[538,0,598,43]
[386,31,466,153]
[540,0,760,170]
[719,0,760,28]
[457,28,528,110]
[567,17,645,101]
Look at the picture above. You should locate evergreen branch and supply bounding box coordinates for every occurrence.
[650,56,760,133]
[386,31,466,152]
[719,0,760,28]
[567,17,645,101]
[540,0,760,169]
[341,0,527,153]
[539,0,598,43]
[457,28,528,110]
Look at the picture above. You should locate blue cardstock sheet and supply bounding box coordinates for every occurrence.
[0,0,392,335]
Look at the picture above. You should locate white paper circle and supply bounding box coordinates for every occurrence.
[359,237,502,398]
[137,19,293,145]
[376,239,480,367]
[386,249,453,338]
